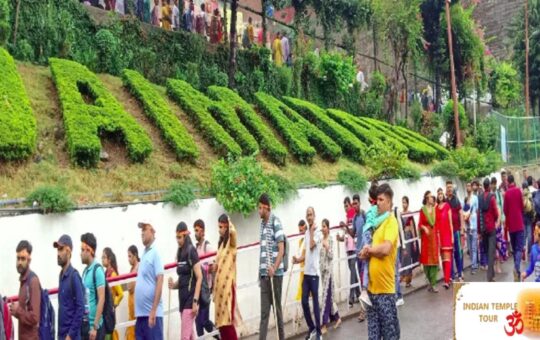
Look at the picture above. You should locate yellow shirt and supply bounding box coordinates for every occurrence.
[368,214,398,294]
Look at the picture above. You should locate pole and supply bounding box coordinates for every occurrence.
[525,0,530,116]
[283,263,295,321]
[270,278,280,340]
[445,0,462,147]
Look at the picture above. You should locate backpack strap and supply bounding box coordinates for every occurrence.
[25,271,35,308]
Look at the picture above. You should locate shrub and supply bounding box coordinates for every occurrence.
[317,52,356,107]
[337,170,368,192]
[208,86,288,165]
[199,63,228,89]
[0,0,9,46]
[431,146,502,182]
[443,100,469,147]
[26,185,75,214]
[12,39,34,61]
[210,156,296,216]
[0,47,37,160]
[163,181,197,207]
[95,29,127,75]
[327,109,408,155]
[284,97,366,163]
[166,79,242,158]
[488,61,522,109]
[359,71,386,119]
[393,125,449,159]
[49,58,153,167]
[473,115,498,153]
[122,69,199,161]
[254,92,316,164]
[366,143,421,181]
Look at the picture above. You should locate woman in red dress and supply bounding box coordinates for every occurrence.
[436,188,454,289]
[419,191,440,292]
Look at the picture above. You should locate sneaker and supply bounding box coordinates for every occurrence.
[513,270,519,282]
[305,330,316,340]
[360,290,372,307]
[471,270,477,275]
[315,334,323,340]
[396,298,405,306]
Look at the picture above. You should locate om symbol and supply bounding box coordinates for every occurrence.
[504,310,524,336]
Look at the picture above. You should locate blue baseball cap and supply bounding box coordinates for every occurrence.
[53,234,73,250]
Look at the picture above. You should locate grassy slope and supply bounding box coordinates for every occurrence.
[0,62,377,204]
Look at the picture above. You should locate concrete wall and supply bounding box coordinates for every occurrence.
[0,175,463,338]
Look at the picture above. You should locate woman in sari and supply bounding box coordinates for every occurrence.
[102,247,124,340]
[320,219,342,334]
[272,32,283,66]
[161,0,172,30]
[125,245,139,340]
[212,214,239,339]
[400,196,416,287]
[436,188,454,289]
[419,191,439,292]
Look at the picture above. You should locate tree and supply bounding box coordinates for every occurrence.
[373,0,423,123]
[340,0,372,57]
[421,0,445,111]
[228,0,238,88]
[0,0,9,46]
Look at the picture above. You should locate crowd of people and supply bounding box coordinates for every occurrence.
[3,171,540,340]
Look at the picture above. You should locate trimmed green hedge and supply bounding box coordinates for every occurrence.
[122,69,199,162]
[278,100,342,163]
[283,97,366,163]
[326,109,407,155]
[393,125,449,159]
[359,117,437,163]
[49,58,152,167]
[0,47,36,160]
[254,92,316,164]
[166,79,242,158]
[208,86,288,166]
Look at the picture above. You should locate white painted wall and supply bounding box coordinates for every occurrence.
[0,175,466,338]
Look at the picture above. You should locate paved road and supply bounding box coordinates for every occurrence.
[287,258,522,340]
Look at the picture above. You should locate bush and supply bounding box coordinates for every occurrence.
[337,170,368,192]
[0,0,9,46]
[163,181,197,207]
[488,61,522,109]
[431,146,502,182]
[26,185,75,214]
[443,100,469,147]
[0,47,36,160]
[284,97,366,163]
[473,115,498,153]
[208,86,288,165]
[95,29,127,75]
[327,109,408,156]
[12,39,34,61]
[199,63,228,89]
[49,58,153,167]
[366,143,421,181]
[359,71,386,119]
[317,52,356,107]
[122,69,199,161]
[254,92,316,164]
[166,79,242,158]
[210,156,296,216]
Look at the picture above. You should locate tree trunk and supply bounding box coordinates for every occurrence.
[223,0,228,43]
[262,0,267,46]
[372,22,379,72]
[228,0,238,88]
[403,65,408,124]
[435,68,441,113]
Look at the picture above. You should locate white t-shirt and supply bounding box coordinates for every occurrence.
[303,226,322,277]
[172,5,180,29]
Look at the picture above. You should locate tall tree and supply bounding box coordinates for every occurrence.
[373,0,423,123]
[228,0,238,88]
[340,0,372,57]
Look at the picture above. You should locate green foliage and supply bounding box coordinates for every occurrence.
[208,86,288,165]
[122,69,199,161]
[199,63,228,89]
[95,28,128,75]
[0,47,36,160]
[166,79,242,158]
[327,108,408,155]
[12,39,33,61]
[254,92,316,164]
[337,169,368,192]
[0,0,9,46]
[366,143,421,181]
[163,181,197,207]
[26,185,75,214]
[210,156,295,216]
[49,58,153,167]
[410,100,423,131]
[359,71,386,119]
[473,115,498,153]
[432,147,502,182]
[284,97,366,163]
[488,61,522,109]
[317,52,356,106]
[443,100,469,146]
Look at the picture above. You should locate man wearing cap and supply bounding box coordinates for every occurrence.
[80,233,106,340]
[135,220,164,339]
[55,235,85,340]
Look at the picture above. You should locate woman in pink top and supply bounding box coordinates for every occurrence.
[336,196,360,307]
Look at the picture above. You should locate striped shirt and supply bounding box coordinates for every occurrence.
[259,213,285,277]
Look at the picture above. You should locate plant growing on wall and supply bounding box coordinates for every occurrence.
[26,185,75,214]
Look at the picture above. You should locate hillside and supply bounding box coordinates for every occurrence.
[1,62,381,204]
[0,43,450,206]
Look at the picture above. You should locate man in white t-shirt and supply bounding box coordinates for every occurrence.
[293,207,322,340]
[171,0,180,30]
[356,68,368,92]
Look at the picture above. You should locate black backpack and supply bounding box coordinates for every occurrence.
[92,265,116,334]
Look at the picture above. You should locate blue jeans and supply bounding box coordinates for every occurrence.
[135,316,163,340]
[468,229,479,270]
[524,216,533,256]
[452,231,464,279]
[510,230,525,276]
[301,275,321,335]
[395,248,402,299]
[361,229,373,289]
